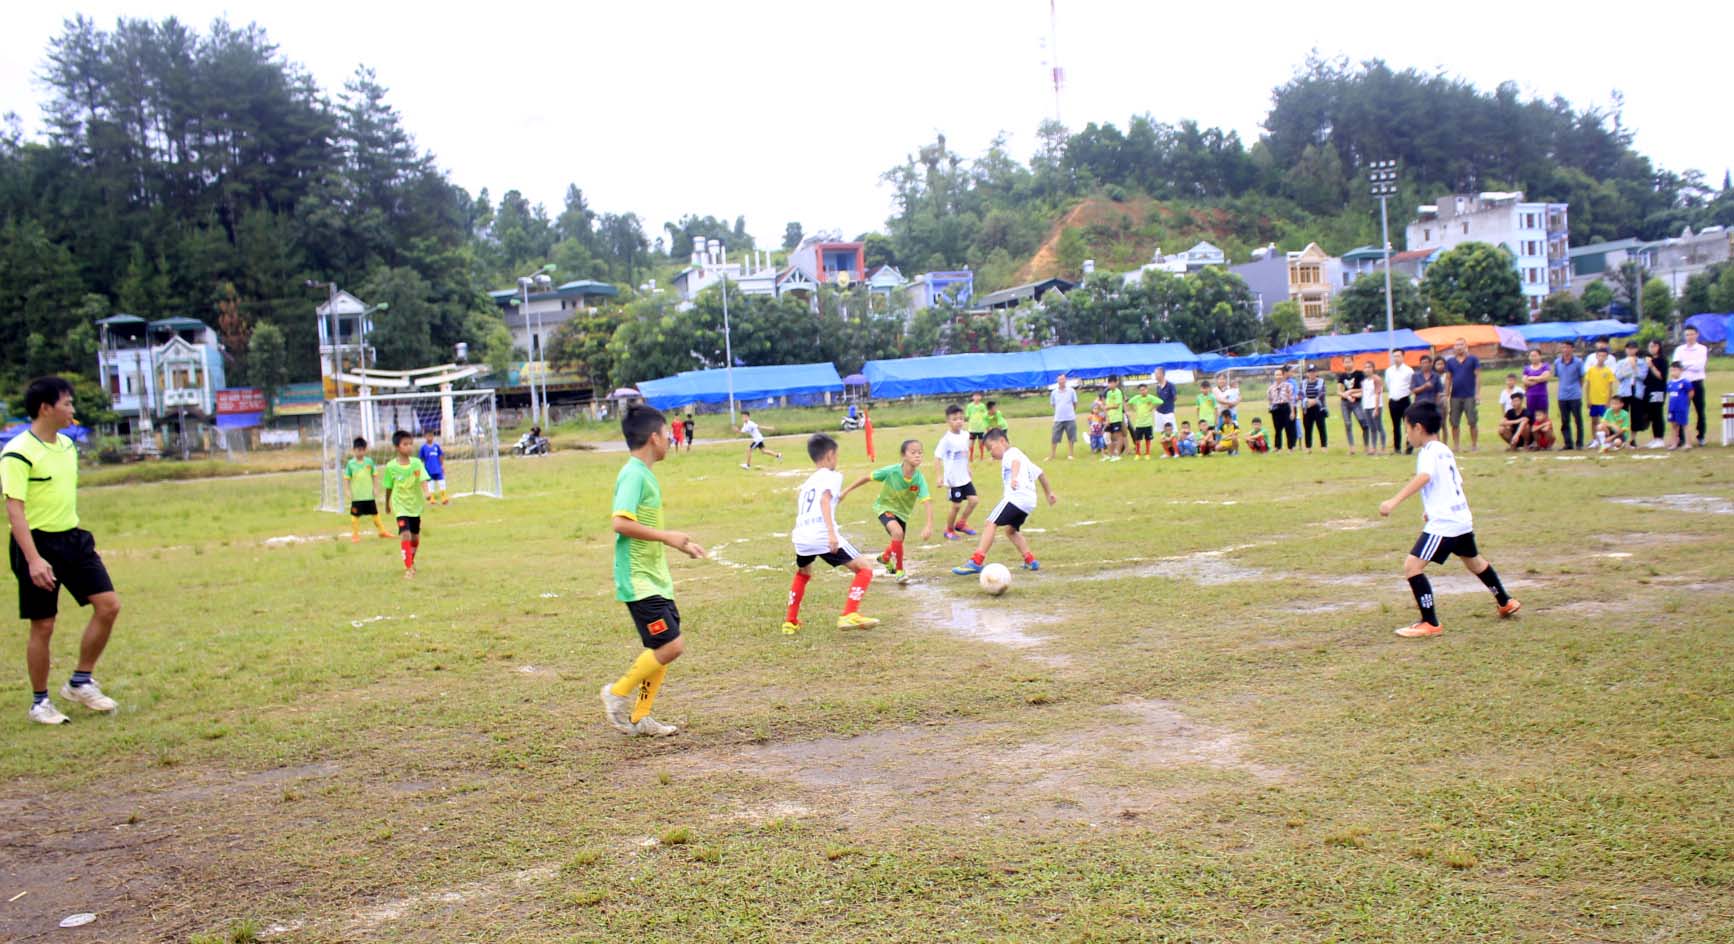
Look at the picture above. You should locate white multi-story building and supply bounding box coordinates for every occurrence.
[95,315,228,434]
[1405,192,1570,316]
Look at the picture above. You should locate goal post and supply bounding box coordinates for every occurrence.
[319,388,503,512]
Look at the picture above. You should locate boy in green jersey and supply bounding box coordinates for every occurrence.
[1128,383,1160,459]
[4,377,122,725]
[601,406,706,736]
[1195,379,1218,430]
[964,392,989,461]
[1596,395,1632,452]
[841,439,934,583]
[381,430,430,578]
[1103,376,1127,460]
[344,437,393,542]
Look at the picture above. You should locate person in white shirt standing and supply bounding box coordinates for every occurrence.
[1384,352,1415,455]
[1378,401,1520,638]
[951,429,1057,576]
[1673,325,1709,446]
[1047,373,1079,460]
[934,404,980,541]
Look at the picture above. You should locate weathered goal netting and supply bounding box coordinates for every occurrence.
[319,389,502,512]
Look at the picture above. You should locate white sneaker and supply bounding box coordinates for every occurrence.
[599,685,634,733]
[632,716,679,737]
[60,680,117,712]
[29,700,70,725]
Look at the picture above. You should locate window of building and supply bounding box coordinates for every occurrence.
[1461,222,1469,235]
[1424,228,1432,242]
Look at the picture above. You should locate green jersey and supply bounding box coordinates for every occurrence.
[965,402,989,433]
[611,457,674,602]
[870,463,931,522]
[1128,394,1159,428]
[381,457,427,518]
[345,456,377,501]
[0,430,80,532]
[1605,408,1630,435]
[1195,392,1216,424]
[1105,388,1125,424]
[986,411,1008,431]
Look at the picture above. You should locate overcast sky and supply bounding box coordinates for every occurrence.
[4,1,1729,249]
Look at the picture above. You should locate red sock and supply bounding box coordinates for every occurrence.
[891,540,904,571]
[1023,550,1036,564]
[786,572,811,623]
[971,552,985,566]
[401,539,413,568]
[843,568,873,614]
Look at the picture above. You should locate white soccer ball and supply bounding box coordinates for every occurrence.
[979,562,1012,596]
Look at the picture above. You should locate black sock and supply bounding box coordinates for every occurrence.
[69,670,92,688]
[1408,574,1438,626]
[1477,565,1511,605]
[32,690,48,706]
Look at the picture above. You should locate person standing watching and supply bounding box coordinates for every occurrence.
[1300,365,1329,452]
[1336,365,1364,455]
[1385,352,1415,454]
[1552,341,1586,450]
[1442,338,1481,452]
[1644,339,1669,446]
[1614,341,1643,437]
[1047,373,1078,461]
[4,377,122,725]
[1151,368,1178,449]
[1674,325,1710,446]
[1266,367,1296,451]
[1522,348,1553,446]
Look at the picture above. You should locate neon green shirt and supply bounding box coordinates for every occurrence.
[0,431,79,532]
[1605,408,1630,436]
[1105,388,1125,424]
[345,456,377,502]
[986,410,1008,431]
[381,457,427,518]
[1195,392,1216,424]
[870,463,931,522]
[611,457,674,602]
[965,402,989,433]
[1128,394,1159,428]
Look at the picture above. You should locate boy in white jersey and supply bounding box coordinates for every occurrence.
[934,404,980,541]
[1378,402,1521,638]
[782,434,880,634]
[738,410,783,469]
[952,428,1057,575]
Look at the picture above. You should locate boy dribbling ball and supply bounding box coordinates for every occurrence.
[952,429,1057,576]
[841,439,934,584]
[1378,402,1521,638]
[601,405,706,737]
[381,430,431,578]
[783,434,880,634]
[934,405,979,540]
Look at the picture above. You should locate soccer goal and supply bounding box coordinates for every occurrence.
[319,389,503,512]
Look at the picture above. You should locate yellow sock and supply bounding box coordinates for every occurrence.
[373,514,389,535]
[610,649,661,698]
[630,663,667,722]
[350,516,360,538]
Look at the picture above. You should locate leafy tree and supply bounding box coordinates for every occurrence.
[1333,274,1427,332]
[1423,242,1524,324]
[248,321,288,416]
[1679,266,1720,317]
[1608,261,1645,314]
[1713,265,1734,313]
[1538,292,1585,323]
[359,267,438,369]
[547,307,622,390]
[1265,300,1306,348]
[1055,227,1088,274]
[1640,277,1674,326]
[781,222,803,251]
[1580,279,1613,314]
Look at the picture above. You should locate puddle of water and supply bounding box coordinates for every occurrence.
[1607,493,1734,515]
[906,584,1069,666]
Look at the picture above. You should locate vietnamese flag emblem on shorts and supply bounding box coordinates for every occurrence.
[647,618,669,637]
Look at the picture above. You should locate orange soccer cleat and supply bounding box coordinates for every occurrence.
[1394,621,1442,638]
[1497,599,1522,618]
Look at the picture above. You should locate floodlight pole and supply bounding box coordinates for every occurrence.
[519,277,539,429]
[721,246,737,426]
[1370,160,1400,340]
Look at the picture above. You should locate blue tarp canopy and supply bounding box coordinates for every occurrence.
[863,351,1051,398]
[1512,320,1639,344]
[1684,313,1734,344]
[1040,343,1200,379]
[1277,330,1431,358]
[636,362,843,409]
[1569,319,1639,339]
[1195,352,1296,374]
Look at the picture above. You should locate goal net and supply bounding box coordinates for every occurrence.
[318,389,503,512]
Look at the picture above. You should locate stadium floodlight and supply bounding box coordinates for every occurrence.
[1369,160,1401,337]
[517,267,558,429]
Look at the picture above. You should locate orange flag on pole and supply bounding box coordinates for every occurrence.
[863,409,875,461]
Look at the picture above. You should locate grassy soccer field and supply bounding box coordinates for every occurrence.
[2,392,1731,942]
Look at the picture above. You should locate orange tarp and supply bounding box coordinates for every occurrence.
[1414,325,1505,350]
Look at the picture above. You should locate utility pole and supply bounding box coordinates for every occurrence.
[1369,160,1401,338]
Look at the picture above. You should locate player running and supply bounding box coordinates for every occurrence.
[952,428,1057,576]
[934,405,979,540]
[841,439,934,584]
[1378,402,1520,638]
[738,411,782,469]
[782,434,880,634]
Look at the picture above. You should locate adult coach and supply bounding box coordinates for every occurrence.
[1266,367,1296,451]
[1675,325,1709,446]
[1047,373,1078,460]
[1552,341,1586,450]
[1385,352,1414,454]
[1442,337,1481,452]
[1151,368,1177,445]
[4,377,121,725]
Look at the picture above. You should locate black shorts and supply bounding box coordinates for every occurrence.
[990,502,1029,532]
[878,512,908,534]
[948,482,977,503]
[396,515,422,535]
[1132,425,1154,442]
[1106,421,1124,434]
[349,499,378,517]
[11,529,114,620]
[683,420,694,436]
[969,431,985,442]
[1410,531,1479,565]
[625,595,682,648]
[749,441,766,451]
[795,548,857,568]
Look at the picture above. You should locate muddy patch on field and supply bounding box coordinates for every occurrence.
[1090,549,1266,586]
[1607,493,1734,515]
[1319,518,1378,531]
[658,699,1283,829]
[904,584,1070,666]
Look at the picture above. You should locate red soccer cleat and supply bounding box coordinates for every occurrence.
[1497,599,1522,618]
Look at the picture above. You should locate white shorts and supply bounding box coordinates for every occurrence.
[793,536,860,561]
[1154,412,1176,435]
[429,478,446,491]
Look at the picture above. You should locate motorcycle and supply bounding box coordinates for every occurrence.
[512,431,551,456]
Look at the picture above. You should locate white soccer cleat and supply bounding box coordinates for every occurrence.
[60,681,117,713]
[599,685,635,733]
[29,700,70,725]
[632,716,679,737]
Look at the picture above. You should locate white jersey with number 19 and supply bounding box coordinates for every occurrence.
[792,468,845,554]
